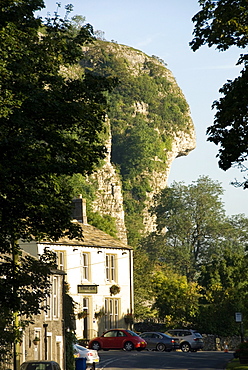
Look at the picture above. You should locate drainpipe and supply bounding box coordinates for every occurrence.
[12,241,20,370]
[129,249,133,324]
[43,323,48,360]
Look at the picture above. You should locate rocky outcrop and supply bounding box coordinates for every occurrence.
[143,129,196,234]
[83,41,196,243]
[89,127,128,244]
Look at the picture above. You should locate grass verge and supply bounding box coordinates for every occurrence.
[226,358,248,369]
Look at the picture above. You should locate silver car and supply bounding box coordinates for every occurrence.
[167,329,204,352]
[139,331,180,352]
[73,343,99,370]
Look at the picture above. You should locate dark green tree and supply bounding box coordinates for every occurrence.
[195,214,248,335]
[0,0,113,357]
[133,249,156,320]
[0,0,113,251]
[190,0,248,188]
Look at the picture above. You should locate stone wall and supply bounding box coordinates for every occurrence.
[202,334,241,351]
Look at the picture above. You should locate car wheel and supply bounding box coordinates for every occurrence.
[91,341,101,351]
[156,343,166,352]
[181,342,191,353]
[123,341,134,351]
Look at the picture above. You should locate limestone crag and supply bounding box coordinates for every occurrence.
[143,129,196,234]
[89,129,127,244]
[83,41,196,244]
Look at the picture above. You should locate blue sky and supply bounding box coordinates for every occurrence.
[39,0,247,216]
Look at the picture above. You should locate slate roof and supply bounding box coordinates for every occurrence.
[41,223,132,251]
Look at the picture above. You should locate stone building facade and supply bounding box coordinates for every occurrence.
[20,268,65,369]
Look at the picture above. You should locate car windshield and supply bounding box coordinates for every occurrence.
[194,333,202,338]
[74,344,86,350]
[26,364,52,370]
[126,330,139,337]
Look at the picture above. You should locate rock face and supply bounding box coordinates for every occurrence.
[83,41,196,244]
[89,128,128,244]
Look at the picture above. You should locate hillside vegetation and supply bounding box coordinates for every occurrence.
[77,40,194,246]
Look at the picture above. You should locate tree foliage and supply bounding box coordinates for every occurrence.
[149,176,225,281]
[138,176,248,334]
[133,249,155,319]
[207,60,248,179]
[190,0,248,52]
[152,268,201,327]
[0,0,113,352]
[190,0,248,188]
[196,237,248,335]
[0,1,113,248]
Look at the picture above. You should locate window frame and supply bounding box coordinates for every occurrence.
[106,254,116,282]
[55,251,66,271]
[104,298,119,330]
[81,252,89,281]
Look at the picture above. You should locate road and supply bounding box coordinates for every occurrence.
[96,350,233,370]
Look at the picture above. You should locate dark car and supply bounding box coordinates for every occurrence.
[139,331,180,352]
[88,329,147,351]
[167,329,204,352]
[20,361,61,370]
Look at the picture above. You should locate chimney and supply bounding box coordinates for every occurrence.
[71,195,87,224]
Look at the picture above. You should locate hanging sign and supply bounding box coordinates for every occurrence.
[77,285,98,294]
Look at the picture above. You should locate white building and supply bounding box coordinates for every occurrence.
[22,198,133,343]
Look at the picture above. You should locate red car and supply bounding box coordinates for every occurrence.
[88,329,147,351]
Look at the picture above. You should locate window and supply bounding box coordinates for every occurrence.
[109,299,113,328]
[104,298,119,329]
[81,252,89,281]
[106,254,116,282]
[45,275,60,320]
[55,251,66,271]
[53,276,59,318]
[114,299,119,327]
[45,290,51,319]
[104,330,117,338]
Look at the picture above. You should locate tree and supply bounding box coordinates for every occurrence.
[133,249,156,320]
[0,1,113,252]
[0,0,113,355]
[152,268,201,327]
[146,175,248,333]
[190,0,248,188]
[148,176,225,281]
[195,213,248,335]
[0,249,56,362]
